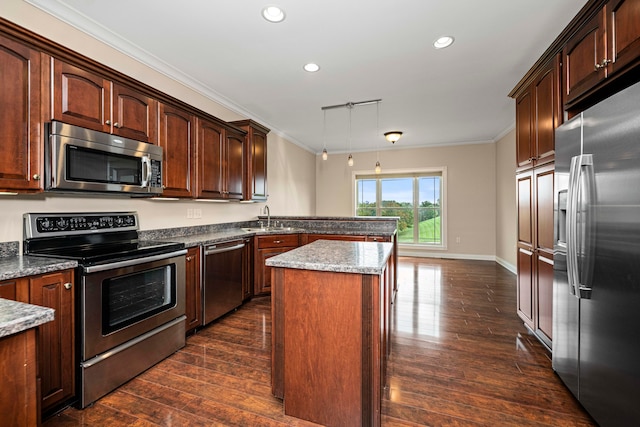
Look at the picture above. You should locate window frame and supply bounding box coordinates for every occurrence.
[352,167,447,250]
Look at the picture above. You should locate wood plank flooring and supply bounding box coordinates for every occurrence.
[44,257,595,426]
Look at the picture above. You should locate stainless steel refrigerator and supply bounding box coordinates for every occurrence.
[553,80,640,426]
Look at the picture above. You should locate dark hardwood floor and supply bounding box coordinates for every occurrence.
[44,257,595,426]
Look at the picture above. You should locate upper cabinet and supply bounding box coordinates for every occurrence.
[52,59,158,143]
[159,103,196,198]
[231,120,270,201]
[196,118,245,200]
[515,55,561,169]
[563,0,640,107]
[0,34,43,192]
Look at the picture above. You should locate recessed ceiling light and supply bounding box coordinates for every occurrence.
[303,63,320,72]
[433,36,454,49]
[262,5,286,23]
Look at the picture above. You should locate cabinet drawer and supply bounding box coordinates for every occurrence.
[257,234,299,249]
[367,235,390,242]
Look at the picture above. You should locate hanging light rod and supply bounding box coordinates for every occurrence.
[321,99,382,111]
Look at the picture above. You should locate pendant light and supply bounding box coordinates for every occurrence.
[347,103,354,167]
[322,109,328,160]
[375,101,381,174]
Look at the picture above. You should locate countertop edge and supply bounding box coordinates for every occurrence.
[0,298,55,338]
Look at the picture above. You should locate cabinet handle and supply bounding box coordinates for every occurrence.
[273,240,283,244]
[595,58,612,70]
[114,122,121,128]
[105,120,111,125]
[186,256,193,261]
[32,174,40,181]
[64,282,72,290]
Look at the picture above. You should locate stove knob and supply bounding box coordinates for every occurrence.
[40,218,52,230]
[56,218,68,230]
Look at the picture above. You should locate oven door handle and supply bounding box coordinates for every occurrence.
[83,249,187,273]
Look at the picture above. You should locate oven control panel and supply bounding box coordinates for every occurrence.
[24,212,139,238]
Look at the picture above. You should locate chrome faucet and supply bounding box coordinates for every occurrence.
[264,205,270,228]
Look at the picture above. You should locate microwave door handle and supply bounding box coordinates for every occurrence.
[141,155,151,189]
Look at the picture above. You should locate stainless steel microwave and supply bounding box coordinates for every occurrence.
[45,121,163,195]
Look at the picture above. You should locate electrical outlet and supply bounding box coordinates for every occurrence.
[455,236,461,244]
[194,208,202,219]
[187,208,194,219]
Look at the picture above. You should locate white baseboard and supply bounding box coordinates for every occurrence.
[398,249,517,275]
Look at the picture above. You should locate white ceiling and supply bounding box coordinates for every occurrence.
[27,0,587,155]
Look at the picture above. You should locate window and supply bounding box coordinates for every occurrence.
[355,169,445,246]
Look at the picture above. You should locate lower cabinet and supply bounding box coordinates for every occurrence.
[253,234,300,295]
[0,269,75,418]
[184,247,202,334]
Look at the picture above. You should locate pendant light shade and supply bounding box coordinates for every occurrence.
[322,148,328,160]
[347,154,354,166]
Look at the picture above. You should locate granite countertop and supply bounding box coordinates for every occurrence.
[265,239,393,275]
[152,226,395,249]
[0,256,78,281]
[0,298,55,338]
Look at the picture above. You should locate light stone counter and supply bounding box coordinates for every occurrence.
[0,298,54,338]
[265,239,393,275]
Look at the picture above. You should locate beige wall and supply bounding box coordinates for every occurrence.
[316,143,497,259]
[495,130,517,272]
[0,0,316,246]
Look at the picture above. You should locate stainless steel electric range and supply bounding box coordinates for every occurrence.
[24,212,187,408]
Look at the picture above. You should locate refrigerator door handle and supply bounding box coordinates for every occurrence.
[567,154,595,299]
[566,155,581,297]
[577,154,594,299]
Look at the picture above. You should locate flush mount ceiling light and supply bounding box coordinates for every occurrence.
[262,5,286,23]
[303,63,320,72]
[433,36,454,49]
[384,131,403,144]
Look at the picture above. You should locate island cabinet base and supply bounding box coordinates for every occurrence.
[271,267,384,427]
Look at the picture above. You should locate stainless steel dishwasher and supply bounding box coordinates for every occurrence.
[203,239,248,324]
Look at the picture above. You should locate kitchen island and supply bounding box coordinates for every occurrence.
[267,239,394,427]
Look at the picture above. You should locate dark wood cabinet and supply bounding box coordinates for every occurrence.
[29,270,75,415]
[184,247,202,334]
[515,55,561,169]
[231,119,269,201]
[516,166,554,347]
[196,118,245,200]
[52,59,157,143]
[563,9,606,105]
[159,103,196,198]
[563,0,640,107]
[253,234,299,295]
[1,270,75,418]
[301,233,367,244]
[0,34,44,192]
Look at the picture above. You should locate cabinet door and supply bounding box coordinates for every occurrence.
[52,59,110,132]
[536,252,554,344]
[0,277,29,302]
[197,118,225,199]
[256,247,293,295]
[517,171,534,247]
[250,129,268,200]
[0,35,43,192]
[29,270,74,413]
[112,83,158,143]
[607,0,640,75]
[563,9,606,105]
[225,128,244,200]
[533,57,560,165]
[159,103,195,198]
[517,247,535,328]
[184,247,201,334]
[535,165,555,252]
[515,89,534,168]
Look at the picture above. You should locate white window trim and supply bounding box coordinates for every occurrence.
[351,166,448,250]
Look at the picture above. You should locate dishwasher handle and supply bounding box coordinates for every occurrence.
[204,242,245,255]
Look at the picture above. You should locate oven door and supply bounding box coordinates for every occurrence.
[80,250,186,360]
